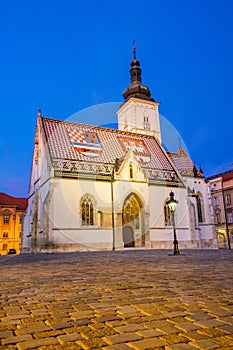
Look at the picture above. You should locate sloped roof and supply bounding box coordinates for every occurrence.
[0,193,28,210]
[41,117,181,185]
[222,170,233,180]
[167,147,203,178]
[206,169,233,181]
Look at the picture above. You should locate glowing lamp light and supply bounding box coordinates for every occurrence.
[166,191,178,212]
[166,191,180,255]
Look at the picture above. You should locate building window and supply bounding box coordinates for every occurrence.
[143,116,150,130]
[3,244,8,251]
[214,197,219,206]
[3,215,10,224]
[164,205,172,226]
[129,163,133,179]
[226,194,231,205]
[228,212,233,224]
[196,194,204,223]
[216,212,221,225]
[81,197,94,226]
[3,232,8,238]
[97,211,103,227]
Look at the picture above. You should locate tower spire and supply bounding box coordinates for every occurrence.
[122,43,154,101]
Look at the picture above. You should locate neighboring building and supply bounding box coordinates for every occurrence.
[22,46,217,253]
[206,170,233,248]
[0,193,28,254]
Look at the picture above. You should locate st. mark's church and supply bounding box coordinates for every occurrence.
[22,46,217,253]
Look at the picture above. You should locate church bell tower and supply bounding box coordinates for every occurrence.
[117,44,161,142]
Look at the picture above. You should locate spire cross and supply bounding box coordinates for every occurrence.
[132,39,136,59]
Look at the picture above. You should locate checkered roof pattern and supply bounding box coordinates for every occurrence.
[42,117,175,171]
[66,128,86,143]
[168,148,202,177]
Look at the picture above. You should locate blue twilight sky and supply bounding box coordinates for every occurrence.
[0,0,233,197]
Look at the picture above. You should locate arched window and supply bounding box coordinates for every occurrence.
[81,197,94,226]
[196,193,204,223]
[143,115,150,130]
[122,193,141,229]
[164,204,171,226]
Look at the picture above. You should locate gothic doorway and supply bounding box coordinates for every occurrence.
[122,193,144,248]
[123,226,135,247]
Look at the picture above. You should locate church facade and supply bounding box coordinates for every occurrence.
[22,47,217,253]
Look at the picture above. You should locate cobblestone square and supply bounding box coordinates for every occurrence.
[0,250,233,349]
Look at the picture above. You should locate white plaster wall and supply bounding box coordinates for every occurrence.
[148,186,189,228]
[150,228,173,242]
[51,178,112,229]
[51,229,112,244]
[51,178,149,229]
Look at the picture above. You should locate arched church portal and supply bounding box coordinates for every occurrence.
[122,193,144,248]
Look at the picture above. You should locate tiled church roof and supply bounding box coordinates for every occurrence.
[42,117,181,185]
[168,147,203,178]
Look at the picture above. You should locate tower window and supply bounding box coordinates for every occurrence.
[143,116,150,130]
[3,232,8,238]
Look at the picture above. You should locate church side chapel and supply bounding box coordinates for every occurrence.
[22,46,217,253]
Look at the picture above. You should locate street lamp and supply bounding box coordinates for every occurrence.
[166,191,180,255]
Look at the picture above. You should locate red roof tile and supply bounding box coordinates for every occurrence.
[42,118,174,170]
[222,171,233,180]
[42,117,181,185]
[168,147,203,177]
[0,193,28,210]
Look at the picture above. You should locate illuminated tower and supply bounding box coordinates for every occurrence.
[117,43,161,142]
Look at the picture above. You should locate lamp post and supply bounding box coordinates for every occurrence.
[166,191,180,255]
[111,163,115,250]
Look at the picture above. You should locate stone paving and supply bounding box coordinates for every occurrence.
[0,249,233,350]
